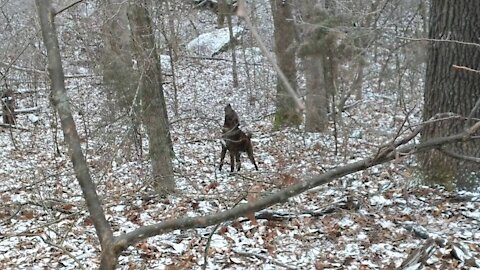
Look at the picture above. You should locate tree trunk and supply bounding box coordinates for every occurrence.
[297,0,328,132]
[270,0,302,128]
[322,2,338,114]
[35,0,116,268]
[420,0,480,190]
[352,59,365,101]
[224,0,239,88]
[2,89,16,125]
[304,56,328,132]
[217,0,227,28]
[161,0,180,115]
[164,0,179,61]
[101,0,142,160]
[127,1,175,195]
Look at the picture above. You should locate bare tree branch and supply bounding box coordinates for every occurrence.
[396,36,480,49]
[36,1,116,268]
[54,0,85,15]
[466,98,480,128]
[39,236,86,270]
[0,62,46,75]
[452,65,480,74]
[439,147,480,163]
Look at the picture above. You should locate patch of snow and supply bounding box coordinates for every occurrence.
[379,181,394,192]
[163,240,188,254]
[240,47,264,64]
[351,129,363,139]
[379,219,395,229]
[344,243,360,256]
[400,206,413,215]
[186,26,245,56]
[198,200,214,213]
[357,231,368,241]
[27,114,40,123]
[160,54,172,72]
[338,217,355,228]
[140,212,151,222]
[370,195,393,206]
[394,197,407,204]
[210,234,228,249]
[77,67,89,74]
[112,205,126,212]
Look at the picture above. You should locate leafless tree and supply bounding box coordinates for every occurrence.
[269,0,302,127]
[36,0,116,268]
[127,1,175,194]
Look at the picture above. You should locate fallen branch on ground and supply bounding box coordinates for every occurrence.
[112,114,480,253]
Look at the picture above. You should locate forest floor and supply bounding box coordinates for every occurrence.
[1,52,479,270]
[1,12,480,270]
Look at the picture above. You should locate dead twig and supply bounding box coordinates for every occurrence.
[452,65,480,74]
[0,123,29,131]
[0,203,23,226]
[233,249,297,269]
[396,36,480,49]
[38,235,86,270]
[399,238,437,269]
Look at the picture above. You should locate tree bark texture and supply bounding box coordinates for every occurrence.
[322,3,338,114]
[270,0,302,128]
[1,89,16,125]
[217,0,227,28]
[35,0,116,268]
[127,1,175,195]
[421,0,480,189]
[297,0,328,132]
[304,56,328,132]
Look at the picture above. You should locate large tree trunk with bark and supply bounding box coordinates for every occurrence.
[270,0,302,128]
[420,0,480,189]
[127,1,175,195]
[36,0,116,268]
[304,56,328,132]
[297,0,328,132]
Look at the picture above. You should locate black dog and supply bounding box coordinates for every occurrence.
[219,104,258,172]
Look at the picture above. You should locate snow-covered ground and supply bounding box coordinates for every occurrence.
[1,4,479,270]
[1,49,479,269]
